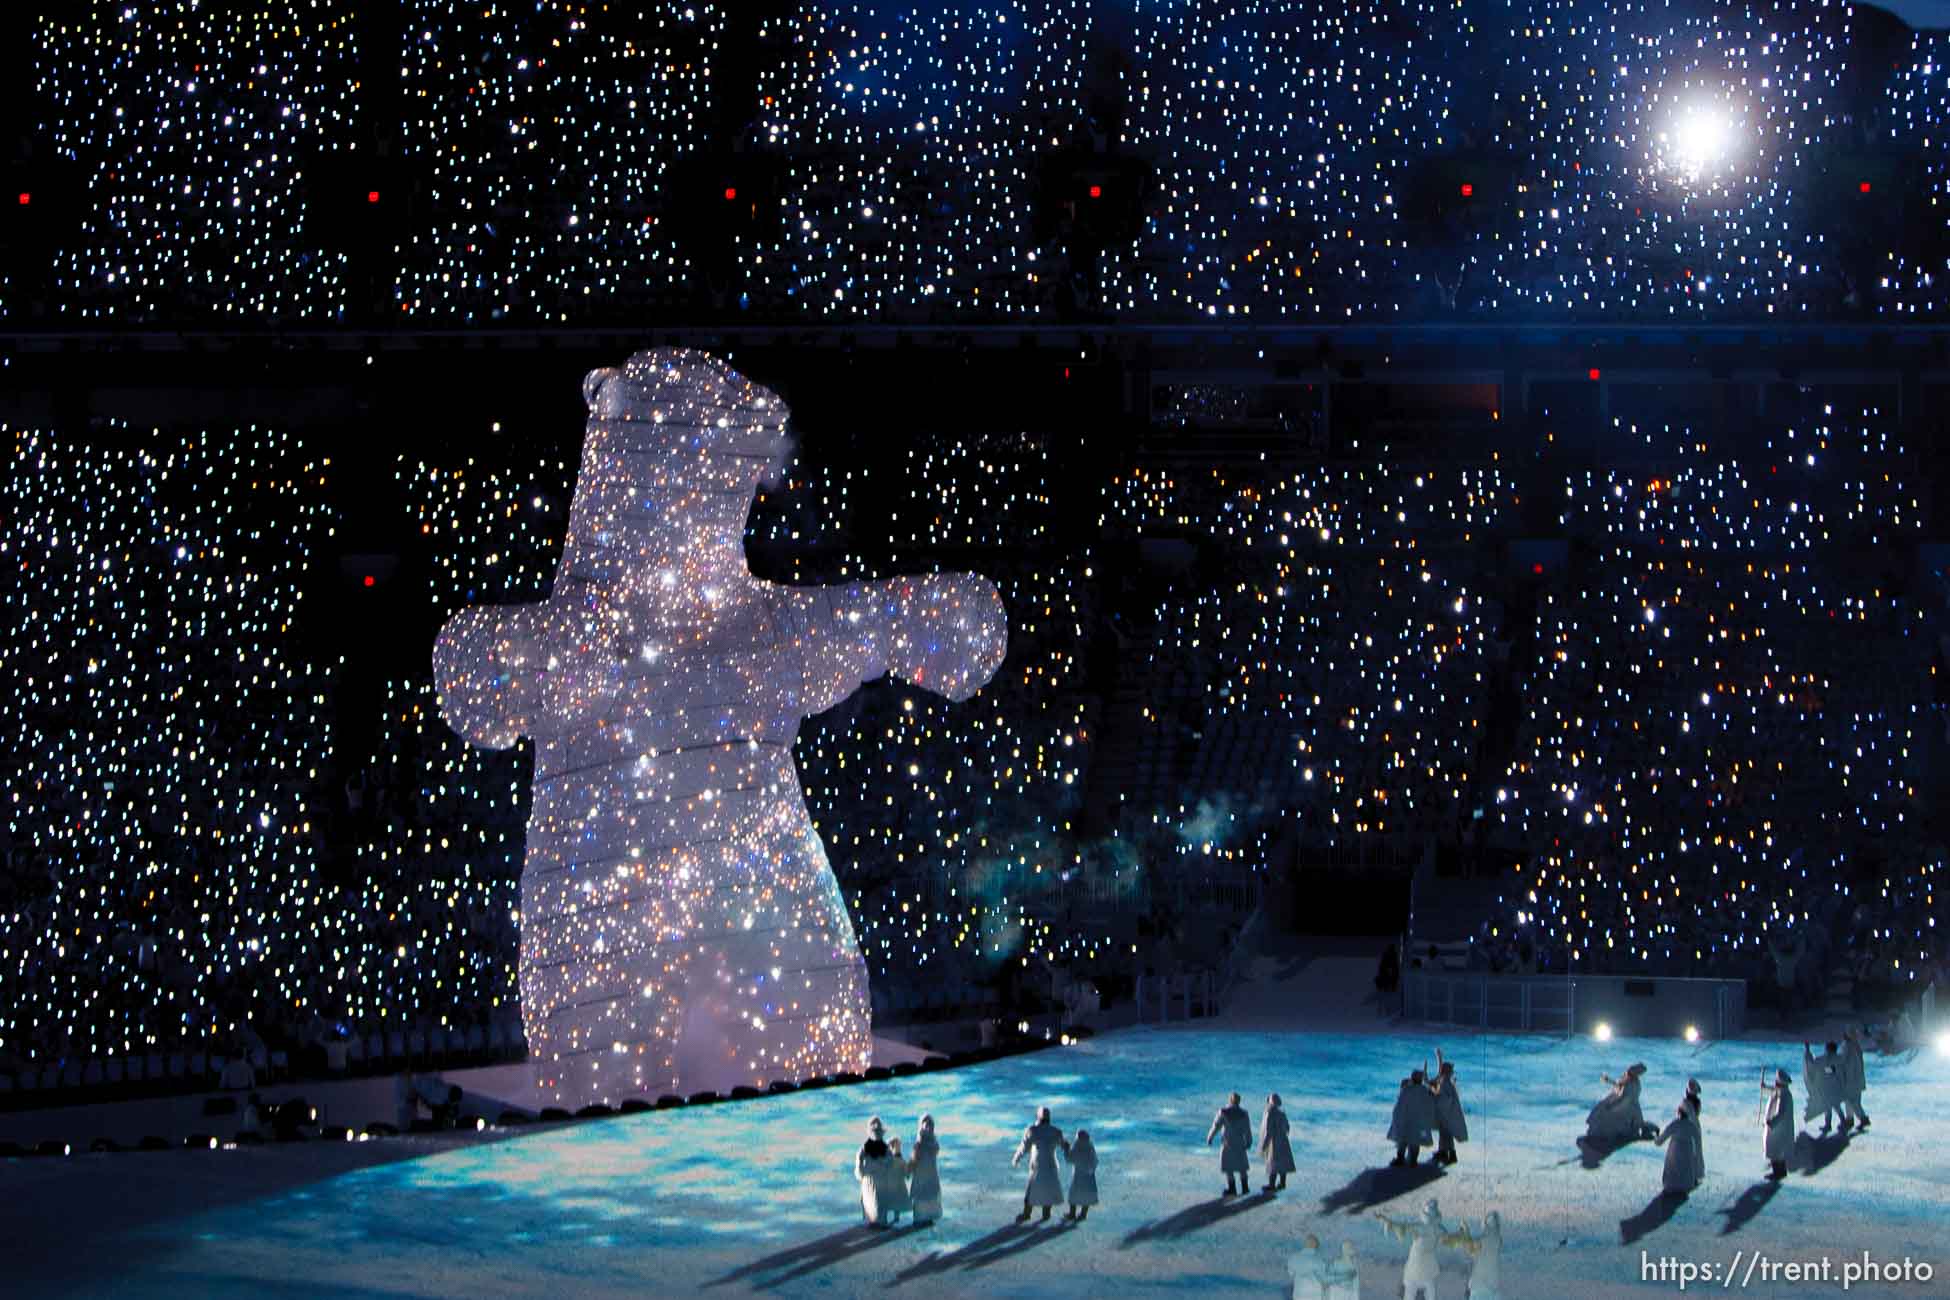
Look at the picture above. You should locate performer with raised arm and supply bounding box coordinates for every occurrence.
[1012,1105,1069,1224]
[1584,1062,1652,1144]
[1442,1209,1504,1300]
[1375,1198,1451,1300]
[1206,1091,1254,1196]
[1259,1092,1295,1192]
[1290,1234,1361,1300]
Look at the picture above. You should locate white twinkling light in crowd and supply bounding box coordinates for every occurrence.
[0,426,336,1063]
[432,350,1007,1104]
[21,2,1950,321]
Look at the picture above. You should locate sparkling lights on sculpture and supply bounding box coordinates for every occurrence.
[432,349,1008,1104]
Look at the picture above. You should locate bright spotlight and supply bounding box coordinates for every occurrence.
[1665,107,1733,178]
[1684,1025,1701,1043]
[1594,1021,1614,1042]
[1936,1029,1950,1059]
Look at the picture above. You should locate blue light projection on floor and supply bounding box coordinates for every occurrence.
[11,1027,1943,1299]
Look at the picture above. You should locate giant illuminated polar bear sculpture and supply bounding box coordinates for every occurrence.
[433,349,1006,1107]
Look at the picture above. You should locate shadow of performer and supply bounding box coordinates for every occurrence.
[890,1223,1059,1285]
[1575,1135,1638,1170]
[1618,1190,1687,1245]
[1118,1191,1275,1250]
[709,1222,926,1289]
[1316,1163,1444,1216]
[1716,1181,1782,1236]
[1797,1132,1850,1177]
[962,1222,1074,1271]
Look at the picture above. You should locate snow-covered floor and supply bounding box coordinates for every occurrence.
[0,1022,1942,1299]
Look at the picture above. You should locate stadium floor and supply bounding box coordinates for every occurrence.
[0,1017,1940,1299]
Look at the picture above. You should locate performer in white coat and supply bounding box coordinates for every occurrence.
[856,1117,903,1226]
[1289,1233,1326,1297]
[1431,1051,1469,1166]
[1206,1091,1254,1196]
[1584,1062,1652,1143]
[1012,1105,1070,1224]
[1803,1041,1844,1135]
[1064,1129,1099,1222]
[1761,1070,1794,1180]
[1259,1093,1296,1192]
[906,1114,942,1225]
[1376,1198,1451,1300]
[1320,1240,1360,1300]
[1388,1069,1436,1166]
[1839,1027,1871,1131]
[1653,1103,1704,1194]
[1443,1210,1504,1300]
[1289,1235,1360,1300]
[882,1133,912,1223]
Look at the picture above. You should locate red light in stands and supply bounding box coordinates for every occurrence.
[16,193,28,206]
[367,191,380,204]
[1588,368,1601,381]
[1533,563,1545,575]
[1460,183,1474,197]
[1859,181,1871,193]
[363,575,376,588]
[723,187,737,201]
[1088,185,1102,199]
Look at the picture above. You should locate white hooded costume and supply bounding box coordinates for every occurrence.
[1378,1198,1451,1300]
[1290,1237,1360,1300]
[906,1115,942,1221]
[1445,1211,1504,1300]
[1585,1065,1649,1142]
[1320,1240,1360,1299]
[856,1118,908,1225]
[1013,1111,1069,1208]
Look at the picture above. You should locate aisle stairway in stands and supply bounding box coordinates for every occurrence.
[1218,934,1399,1031]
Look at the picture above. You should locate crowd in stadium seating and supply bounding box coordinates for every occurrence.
[18,2,1950,323]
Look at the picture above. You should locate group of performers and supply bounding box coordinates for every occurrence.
[1385,1048,1469,1167]
[1581,1025,1872,1193]
[846,1029,1877,1296]
[853,1114,942,1228]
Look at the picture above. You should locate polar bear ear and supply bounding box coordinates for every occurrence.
[582,368,617,410]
